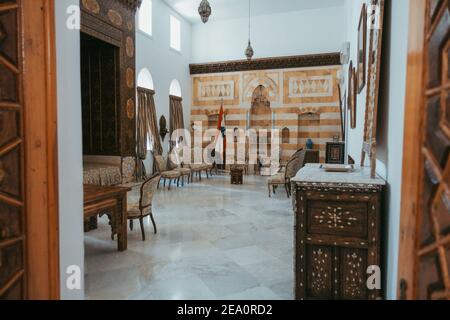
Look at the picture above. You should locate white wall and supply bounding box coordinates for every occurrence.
[344,0,410,299]
[136,0,192,170]
[191,6,346,63]
[55,0,85,300]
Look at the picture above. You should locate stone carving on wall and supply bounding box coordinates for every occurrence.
[289,75,333,98]
[243,72,279,103]
[193,74,240,106]
[198,80,235,101]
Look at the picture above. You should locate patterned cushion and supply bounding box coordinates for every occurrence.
[179,168,191,175]
[127,202,151,219]
[268,172,285,184]
[189,164,206,171]
[154,155,167,172]
[160,169,181,179]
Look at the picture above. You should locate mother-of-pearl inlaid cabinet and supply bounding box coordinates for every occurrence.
[292,164,385,300]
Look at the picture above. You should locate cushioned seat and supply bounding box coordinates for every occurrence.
[126,174,160,240]
[268,172,285,184]
[154,155,182,190]
[267,150,311,198]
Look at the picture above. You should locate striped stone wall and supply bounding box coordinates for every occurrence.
[190,65,343,163]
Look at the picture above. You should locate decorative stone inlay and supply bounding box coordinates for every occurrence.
[289,75,333,98]
[82,0,100,14]
[314,206,357,229]
[126,37,134,58]
[108,9,123,26]
[198,80,234,101]
[126,99,135,119]
[126,68,134,88]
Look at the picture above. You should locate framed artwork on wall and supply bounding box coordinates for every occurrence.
[357,4,367,93]
[338,84,345,140]
[361,0,385,178]
[348,61,357,129]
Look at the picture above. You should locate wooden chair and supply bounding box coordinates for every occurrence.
[154,154,181,190]
[267,150,319,198]
[168,148,192,186]
[127,173,160,241]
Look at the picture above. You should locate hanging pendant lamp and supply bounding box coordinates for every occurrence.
[245,0,254,60]
[198,0,212,23]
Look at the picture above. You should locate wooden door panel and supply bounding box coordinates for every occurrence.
[0,7,18,66]
[417,253,445,299]
[0,0,25,300]
[305,245,334,299]
[0,148,21,199]
[340,248,368,300]
[417,0,450,300]
[0,203,21,240]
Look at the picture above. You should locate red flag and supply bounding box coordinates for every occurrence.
[217,102,224,131]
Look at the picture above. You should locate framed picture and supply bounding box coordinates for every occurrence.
[348,61,357,129]
[326,142,346,164]
[338,84,345,140]
[357,4,367,93]
[361,0,385,178]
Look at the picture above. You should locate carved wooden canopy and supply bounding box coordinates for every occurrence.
[189,53,341,75]
[116,0,142,12]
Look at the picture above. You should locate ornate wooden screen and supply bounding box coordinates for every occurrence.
[0,0,25,299]
[412,0,450,300]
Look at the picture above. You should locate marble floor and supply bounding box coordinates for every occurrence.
[84,174,294,300]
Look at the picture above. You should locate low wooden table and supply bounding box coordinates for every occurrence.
[83,184,132,251]
[230,166,244,185]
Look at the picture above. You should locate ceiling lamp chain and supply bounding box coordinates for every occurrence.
[198,0,212,23]
[245,0,254,60]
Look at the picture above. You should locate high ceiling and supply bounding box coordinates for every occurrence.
[163,0,346,24]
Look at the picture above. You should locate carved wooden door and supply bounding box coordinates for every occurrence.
[0,0,25,299]
[399,0,450,300]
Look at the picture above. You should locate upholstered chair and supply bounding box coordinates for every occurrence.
[127,173,161,241]
[168,148,192,186]
[267,149,319,198]
[188,147,211,181]
[154,154,181,190]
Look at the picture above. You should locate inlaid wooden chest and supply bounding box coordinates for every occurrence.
[292,164,385,300]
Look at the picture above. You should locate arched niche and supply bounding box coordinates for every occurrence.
[169,79,182,97]
[250,85,271,128]
[137,68,154,90]
[282,127,290,144]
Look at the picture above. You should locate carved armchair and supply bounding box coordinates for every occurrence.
[168,148,192,186]
[188,147,212,181]
[268,150,319,198]
[154,154,181,190]
[127,173,161,241]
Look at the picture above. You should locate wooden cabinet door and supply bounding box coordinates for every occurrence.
[0,0,59,299]
[0,0,26,300]
[399,0,450,300]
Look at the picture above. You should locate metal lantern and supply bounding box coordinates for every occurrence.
[198,0,212,24]
[244,0,254,60]
[245,41,254,60]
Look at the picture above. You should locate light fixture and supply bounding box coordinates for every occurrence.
[198,0,212,24]
[245,0,254,60]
